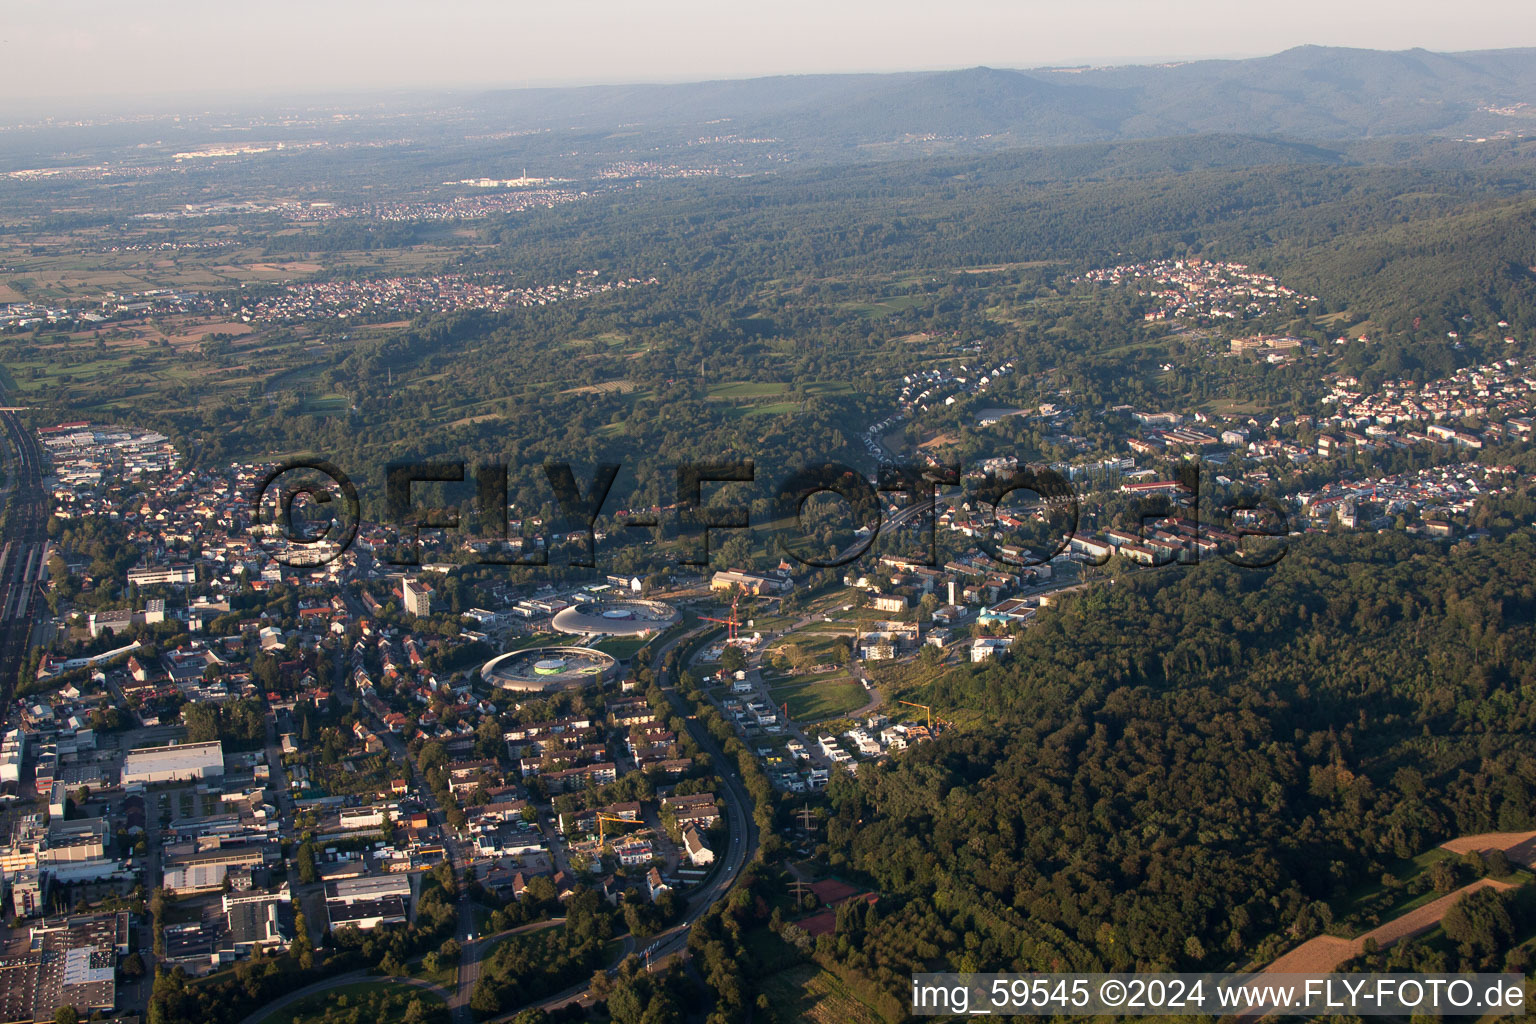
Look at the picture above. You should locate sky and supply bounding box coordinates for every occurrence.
[5,0,1536,113]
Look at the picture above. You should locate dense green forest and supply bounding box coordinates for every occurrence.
[820,521,1536,1000]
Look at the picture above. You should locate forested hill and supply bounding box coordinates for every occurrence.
[463,46,1536,153]
[823,515,1536,992]
[86,144,1536,480]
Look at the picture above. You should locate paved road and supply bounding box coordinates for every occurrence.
[453,915,567,1020]
[293,624,759,1024]
[234,488,1075,1022]
[224,908,568,1024]
[647,630,758,946]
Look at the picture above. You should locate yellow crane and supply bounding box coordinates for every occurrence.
[595,812,636,846]
[899,700,933,729]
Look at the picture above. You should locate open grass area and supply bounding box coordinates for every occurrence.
[301,393,349,415]
[744,401,801,417]
[558,331,635,354]
[704,381,856,413]
[591,635,651,660]
[743,611,796,633]
[1331,847,1456,934]
[768,674,869,722]
[0,231,499,436]
[824,606,878,626]
[0,237,474,304]
[1330,846,1534,938]
[767,631,857,667]
[835,293,928,319]
[498,632,561,652]
[707,381,789,399]
[489,921,566,961]
[408,952,459,990]
[0,323,313,424]
[760,962,892,1024]
[250,980,447,1024]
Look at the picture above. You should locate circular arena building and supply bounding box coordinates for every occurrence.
[551,599,680,638]
[480,646,619,693]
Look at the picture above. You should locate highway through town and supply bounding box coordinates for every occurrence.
[643,628,759,957]
[481,623,760,1020]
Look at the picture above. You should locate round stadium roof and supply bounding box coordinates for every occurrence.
[480,645,618,692]
[551,599,680,637]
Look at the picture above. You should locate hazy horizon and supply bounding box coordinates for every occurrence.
[5,0,1536,117]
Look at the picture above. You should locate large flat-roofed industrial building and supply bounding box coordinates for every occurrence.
[122,740,225,784]
[325,874,412,931]
[161,843,271,894]
[0,913,126,1022]
[326,873,412,903]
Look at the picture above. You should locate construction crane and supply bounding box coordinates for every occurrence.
[899,700,933,729]
[595,813,636,846]
[700,591,742,641]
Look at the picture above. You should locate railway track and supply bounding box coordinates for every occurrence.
[0,410,48,701]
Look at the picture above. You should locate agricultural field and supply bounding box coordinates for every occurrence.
[1332,844,1534,937]
[0,234,472,302]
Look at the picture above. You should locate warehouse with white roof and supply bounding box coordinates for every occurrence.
[122,740,225,784]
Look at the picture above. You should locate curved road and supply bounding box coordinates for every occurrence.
[230,917,568,1024]
[234,971,456,1024]
[452,915,568,1020]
